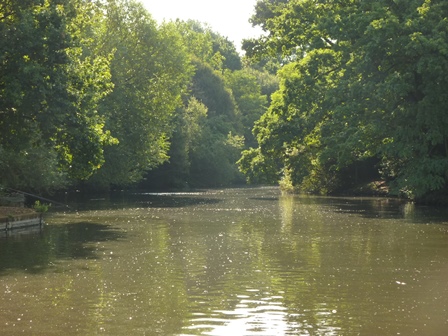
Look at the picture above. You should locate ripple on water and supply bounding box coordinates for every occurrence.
[179,286,345,336]
[180,292,301,336]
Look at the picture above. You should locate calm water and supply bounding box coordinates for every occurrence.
[1,187,448,335]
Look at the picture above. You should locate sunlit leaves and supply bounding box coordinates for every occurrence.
[241,0,448,200]
[85,0,193,188]
[224,69,268,147]
[0,0,116,187]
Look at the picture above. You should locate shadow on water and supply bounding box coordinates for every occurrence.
[57,191,222,211]
[330,198,448,223]
[132,195,222,208]
[0,222,126,275]
[326,197,408,219]
[295,195,448,223]
[249,196,279,201]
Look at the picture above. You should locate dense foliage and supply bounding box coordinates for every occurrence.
[4,0,446,202]
[0,0,269,192]
[0,0,115,189]
[143,21,269,189]
[239,0,448,201]
[86,1,193,188]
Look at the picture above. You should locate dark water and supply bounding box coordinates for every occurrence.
[1,187,448,335]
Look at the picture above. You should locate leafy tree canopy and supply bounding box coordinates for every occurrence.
[0,0,114,190]
[240,0,448,200]
[85,0,194,188]
[0,0,276,193]
[0,0,193,191]
[143,20,250,189]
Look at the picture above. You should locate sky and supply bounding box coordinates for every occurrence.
[139,0,263,51]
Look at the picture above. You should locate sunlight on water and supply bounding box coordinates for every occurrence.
[182,292,292,336]
[181,291,343,336]
[136,192,212,196]
[1,187,448,335]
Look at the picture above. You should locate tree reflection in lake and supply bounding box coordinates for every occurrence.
[0,222,126,275]
[0,187,447,335]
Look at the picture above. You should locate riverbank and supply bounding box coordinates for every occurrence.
[0,206,37,220]
[0,206,43,234]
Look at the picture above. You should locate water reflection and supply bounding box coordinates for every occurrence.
[1,188,448,335]
[184,292,291,336]
[0,222,126,274]
[60,190,223,211]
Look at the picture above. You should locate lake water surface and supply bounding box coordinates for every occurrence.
[1,187,448,335]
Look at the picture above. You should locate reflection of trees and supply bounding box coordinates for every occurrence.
[0,222,125,275]
[0,221,129,335]
[61,190,222,211]
[162,194,340,334]
[171,193,447,335]
[2,190,447,335]
[279,194,295,233]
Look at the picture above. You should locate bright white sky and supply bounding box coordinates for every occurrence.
[138,0,263,51]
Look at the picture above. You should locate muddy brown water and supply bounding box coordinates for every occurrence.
[1,187,447,335]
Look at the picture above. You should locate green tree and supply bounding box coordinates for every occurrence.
[0,0,114,190]
[210,31,242,71]
[224,69,268,148]
[239,0,448,200]
[172,20,227,71]
[86,0,193,188]
[143,21,247,189]
[142,98,208,189]
[187,60,245,186]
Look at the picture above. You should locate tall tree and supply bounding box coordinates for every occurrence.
[0,0,114,190]
[86,0,193,188]
[188,61,244,186]
[142,98,208,189]
[240,0,448,200]
[224,69,268,148]
[210,31,242,71]
[144,21,246,189]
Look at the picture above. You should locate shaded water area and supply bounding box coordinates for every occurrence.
[1,187,448,335]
